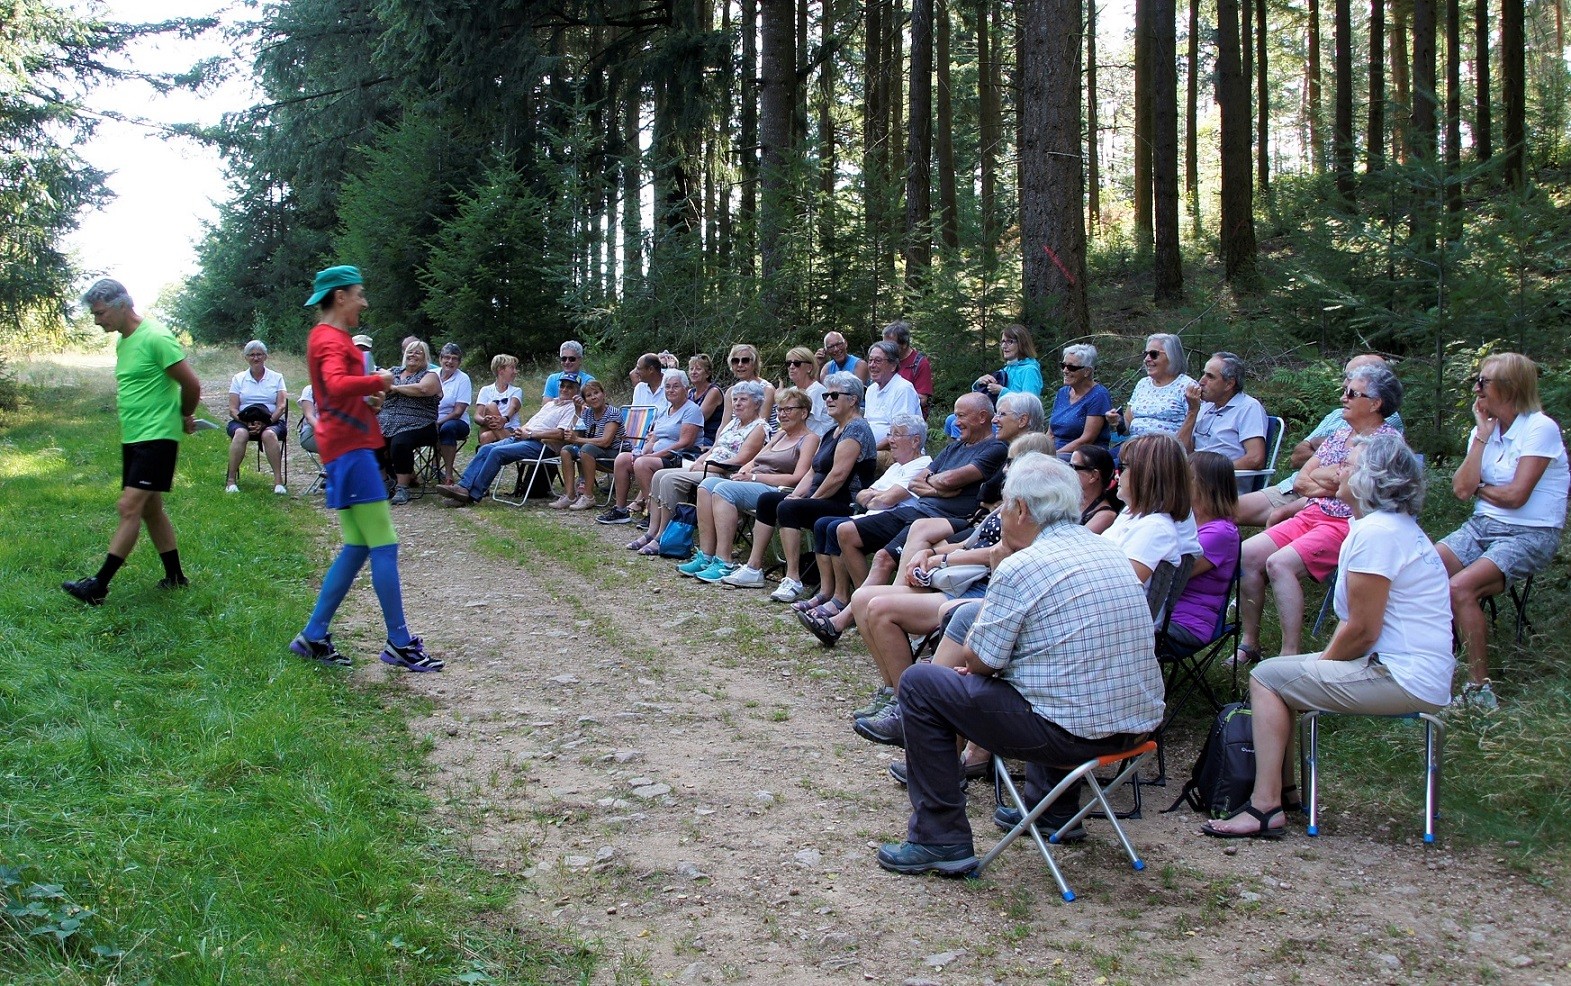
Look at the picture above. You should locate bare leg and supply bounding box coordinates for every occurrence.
[226,430,249,484]
[711,496,741,563]
[744,520,776,570]
[610,452,635,506]
[631,455,662,508]
[262,429,284,483]
[1235,490,1274,528]
[1264,547,1311,655]
[779,527,802,581]
[109,488,161,558]
[1238,531,1276,652]
[695,487,717,556]
[1440,546,1504,686]
[578,448,601,497]
[1206,675,1293,835]
[837,520,872,591]
[861,588,944,686]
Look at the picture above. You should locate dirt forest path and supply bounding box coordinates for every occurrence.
[304,490,1569,986]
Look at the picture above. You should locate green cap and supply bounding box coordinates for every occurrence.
[304,265,363,306]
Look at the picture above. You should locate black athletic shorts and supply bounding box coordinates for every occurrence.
[122,439,180,493]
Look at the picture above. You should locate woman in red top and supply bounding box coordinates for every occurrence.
[287,265,444,672]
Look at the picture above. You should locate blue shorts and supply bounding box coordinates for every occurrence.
[324,447,389,510]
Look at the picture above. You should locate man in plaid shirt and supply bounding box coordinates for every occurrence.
[876,453,1166,876]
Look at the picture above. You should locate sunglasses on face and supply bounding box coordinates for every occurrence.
[1060,363,1084,371]
[1343,388,1370,400]
[560,355,579,363]
[1070,462,1098,473]
[823,391,850,401]
[1143,350,1163,361]
[786,359,809,367]
[730,356,754,365]
[1472,375,1492,390]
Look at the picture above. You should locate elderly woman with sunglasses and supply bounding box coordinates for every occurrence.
[1050,343,1112,453]
[1437,353,1568,710]
[1236,364,1404,666]
[1106,333,1196,440]
[784,345,833,434]
[629,381,770,554]
[718,343,776,433]
[679,388,821,580]
[597,373,705,525]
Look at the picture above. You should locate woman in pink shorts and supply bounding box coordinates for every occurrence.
[1235,363,1403,664]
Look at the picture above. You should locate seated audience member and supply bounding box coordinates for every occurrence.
[1164,452,1241,650]
[1236,363,1403,664]
[473,354,523,447]
[809,393,1008,603]
[687,354,725,446]
[597,373,704,525]
[1236,355,1403,527]
[1438,353,1568,710]
[1071,445,1123,534]
[1106,332,1196,440]
[378,340,442,505]
[883,320,934,415]
[817,330,869,384]
[437,373,583,507]
[789,413,933,616]
[552,380,623,510]
[1050,343,1112,453]
[434,342,472,485]
[297,385,319,455]
[681,388,820,581]
[709,373,876,588]
[1101,433,1197,584]
[864,341,922,447]
[872,454,1162,875]
[1182,351,1268,476]
[1203,434,1453,838]
[974,323,1045,404]
[351,333,376,368]
[784,345,832,435]
[628,381,769,553]
[629,352,675,412]
[543,340,596,398]
[718,344,776,433]
[225,339,289,494]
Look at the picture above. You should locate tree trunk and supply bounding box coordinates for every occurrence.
[818,0,836,253]
[1153,0,1183,299]
[865,0,886,281]
[1410,0,1437,164]
[936,0,959,250]
[1474,0,1491,159]
[1446,0,1462,218]
[905,0,934,283]
[1501,0,1525,185]
[1256,0,1270,195]
[1133,0,1153,252]
[1308,0,1325,170]
[1019,0,1089,333]
[1219,0,1258,279]
[1088,0,1102,237]
[1393,0,1411,162]
[1369,0,1386,171]
[759,0,795,284]
[978,0,1001,263]
[740,0,759,274]
[1334,0,1355,199]
[1187,0,1200,235]
[622,82,642,291]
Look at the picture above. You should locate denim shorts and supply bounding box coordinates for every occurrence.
[704,478,778,513]
[1439,515,1563,582]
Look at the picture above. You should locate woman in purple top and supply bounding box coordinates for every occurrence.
[1165,452,1241,649]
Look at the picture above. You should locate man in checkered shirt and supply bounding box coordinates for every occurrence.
[876,453,1166,876]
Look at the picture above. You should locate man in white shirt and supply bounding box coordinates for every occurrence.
[435,342,473,484]
[629,353,674,412]
[1181,351,1268,474]
[438,374,584,505]
[864,341,922,447]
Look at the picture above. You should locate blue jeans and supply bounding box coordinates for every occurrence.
[458,438,547,499]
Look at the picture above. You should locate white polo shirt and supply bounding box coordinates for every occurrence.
[1194,391,1268,463]
[864,374,922,444]
[230,367,286,416]
[1473,411,1568,528]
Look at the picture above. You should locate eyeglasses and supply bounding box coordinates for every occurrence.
[730,356,754,365]
[1342,388,1370,400]
[1001,337,1018,346]
[1070,462,1098,473]
[866,356,888,365]
[1060,362,1085,372]
[559,355,579,363]
[1143,350,1163,361]
[823,391,850,401]
[1472,375,1492,390]
[786,359,809,367]
[779,404,810,413]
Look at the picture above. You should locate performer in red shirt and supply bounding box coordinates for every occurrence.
[288,265,444,672]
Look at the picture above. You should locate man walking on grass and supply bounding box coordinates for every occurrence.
[62,279,202,605]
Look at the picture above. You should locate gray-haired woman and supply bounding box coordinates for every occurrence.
[1051,343,1113,453]
[629,380,770,554]
[1106,333,1194,439]
[226,339,289,494]
[1203,433,1454,839]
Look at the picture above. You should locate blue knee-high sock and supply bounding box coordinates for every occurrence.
[303,544,370,640]
[368,543,411,646]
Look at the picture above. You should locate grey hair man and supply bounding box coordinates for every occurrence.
[875,453,1163,875]
[545,339,596,399]
[1182,351,1269,473]
[818,330,870,384]
[881,319,934,414]
[63,278,203,606]
[864,341,922,447]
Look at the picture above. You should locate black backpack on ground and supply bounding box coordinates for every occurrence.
[1166,702,1256,819]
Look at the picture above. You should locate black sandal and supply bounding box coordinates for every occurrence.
[797,609,842,648]
[1200,803,1286,840]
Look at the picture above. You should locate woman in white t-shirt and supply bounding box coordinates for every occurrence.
[1438,353,1568,709]
[1203,434,1454,839]
[226,339,288,494]
[1101,433,1194,584]
[473,354,523,447]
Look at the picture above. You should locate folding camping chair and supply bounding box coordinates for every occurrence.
[1151,549,1241,783]
[1233,415,1285,495]
[971,740,1161,902]
[588,405,658,505]
[490,441,561,507]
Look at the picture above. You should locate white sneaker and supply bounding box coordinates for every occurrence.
[568,494,595,510]
[273,484,289,495]
[225,483,240,494]
[548,494,573,509]
[770,577,805,603]
[720,565,766,588]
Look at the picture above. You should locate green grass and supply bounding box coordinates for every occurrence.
[0,381,594,984]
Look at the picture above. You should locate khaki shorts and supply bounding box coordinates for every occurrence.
[1251,652,1441,716]
[1261,485,1302,511]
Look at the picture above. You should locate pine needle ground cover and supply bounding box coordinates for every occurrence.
[0,377,592,985]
